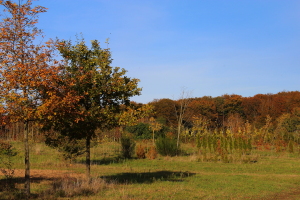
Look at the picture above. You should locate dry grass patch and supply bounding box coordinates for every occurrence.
[1,169,111,199]
[40,176,108,198]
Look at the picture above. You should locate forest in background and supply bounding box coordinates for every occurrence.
[123,90,300,157]
[150,91,300,129]
[3,90,300,145]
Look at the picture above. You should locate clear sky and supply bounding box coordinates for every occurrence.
[36,0,300,103]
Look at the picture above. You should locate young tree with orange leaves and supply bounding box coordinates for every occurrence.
[0,0,65,196]
[149,117,162,145]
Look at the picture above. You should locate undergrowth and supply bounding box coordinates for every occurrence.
[40,177,108,198]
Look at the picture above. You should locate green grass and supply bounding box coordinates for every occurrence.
[1,140,300,199]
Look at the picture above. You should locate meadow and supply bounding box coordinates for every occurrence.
[1,140,300,200]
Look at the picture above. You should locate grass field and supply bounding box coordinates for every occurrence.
[1,141,300,199]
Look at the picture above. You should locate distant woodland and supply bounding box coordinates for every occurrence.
[2,91,300,142]
[122,90,300,147]
[149,91,300,129]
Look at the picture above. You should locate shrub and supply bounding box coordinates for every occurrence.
[155,137,179,156]
[288,140,294,153]
[40,177,106,198]
[125,123,151,139]
[120,135,136,159]
[0,140,17,191]
[146,146,157,159]
[136,144,146,159]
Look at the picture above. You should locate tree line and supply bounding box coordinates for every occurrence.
[149,91,300,130]
[119,91,300,155]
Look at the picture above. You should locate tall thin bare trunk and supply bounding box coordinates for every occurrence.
[175,89,192,149]
[24,120,30,197]
[153,130,155,146]
[86,135,91,180]
[177,119,181,148]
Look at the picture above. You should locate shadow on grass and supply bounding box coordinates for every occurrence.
[0,175,96,200]
[101,170,196,184]
[0,176,54,191]
[0,176,60,200]
[76,156,133,165]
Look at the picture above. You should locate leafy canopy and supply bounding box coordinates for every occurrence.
[0,0,62,123]
[47,38,142,139]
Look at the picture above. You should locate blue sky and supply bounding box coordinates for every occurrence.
[37,0,300,103]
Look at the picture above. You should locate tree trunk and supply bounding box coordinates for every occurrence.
[152,130,155,146]
[177,122,181,148]
[24,120,30,197]
[177,111,183,149]
[86,135,91,180]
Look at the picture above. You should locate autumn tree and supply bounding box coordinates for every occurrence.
[222,94,244,117]
[241,96,260,124]
[118,103,153,131]
[214,96,226,127]
[278,91,300,113]
[149,117,162,145]
[187,96,217,127]
[48,38,141,179]
[0,0,61,196]
[150,98,177,126]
